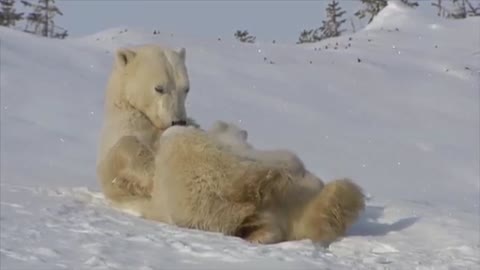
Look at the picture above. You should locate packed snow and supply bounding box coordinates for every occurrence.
[1,2,479,269]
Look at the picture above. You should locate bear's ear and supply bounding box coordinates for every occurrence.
[178,47,186,61]
[115,48,136,67]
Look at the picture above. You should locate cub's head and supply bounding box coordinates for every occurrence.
[115,45,190,130]
[208,120,252,150]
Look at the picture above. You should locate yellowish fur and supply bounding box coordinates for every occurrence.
[149,128,274,234]
[207,120,325,193]
[291,179,365,243]
[96,44,194,215]
[152,127,365,244]
[96,44,365,245]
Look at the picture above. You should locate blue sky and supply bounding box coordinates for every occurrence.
[45,1,434,43]
[53,0,363,42]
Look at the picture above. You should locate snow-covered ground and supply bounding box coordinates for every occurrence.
[1,2,479,269]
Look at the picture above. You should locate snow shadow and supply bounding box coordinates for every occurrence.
[347,206,419,236]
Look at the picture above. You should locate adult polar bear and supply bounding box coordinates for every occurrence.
[96,44,365,245]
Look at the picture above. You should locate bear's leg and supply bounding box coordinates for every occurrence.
[180,201,258,236]
[235,211,285,244]
[98,135,155,201]
[292,178,365,244]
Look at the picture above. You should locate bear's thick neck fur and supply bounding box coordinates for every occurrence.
[97,68,167,162]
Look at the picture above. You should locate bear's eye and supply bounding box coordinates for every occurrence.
[185,87,190,94]
[155,85,165,94]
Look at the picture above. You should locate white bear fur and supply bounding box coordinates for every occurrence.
[96,44,365,245]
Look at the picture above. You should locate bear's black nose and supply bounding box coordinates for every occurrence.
[171,120,187,126]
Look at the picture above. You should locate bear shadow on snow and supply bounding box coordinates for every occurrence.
[347,205,419,237]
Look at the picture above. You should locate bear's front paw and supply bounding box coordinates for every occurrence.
[112,177,152,198]
[236,215,282,245]
[245,228,279,245]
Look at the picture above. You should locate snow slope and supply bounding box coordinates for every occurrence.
[1,2,479,269]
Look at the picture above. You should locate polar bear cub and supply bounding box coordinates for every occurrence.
[207,120,324,191]
[151,123,365,245]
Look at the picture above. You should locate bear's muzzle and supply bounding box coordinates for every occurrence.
[171,120,187,126]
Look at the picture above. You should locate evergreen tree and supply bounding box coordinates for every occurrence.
[354,0,387,23]
[317,0,347,40]
[400,0,419,8]
[432,0,479,18]
[297,0,347,44]
[297,29,317,44]
[22,0,67,38]
[450,0,467,18]
[234,30,256,43]
[0,0,24,27]
[432,0,446,16]
[449,0,480,18]
[465,0,480,16]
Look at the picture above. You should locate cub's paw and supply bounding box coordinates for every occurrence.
[162,125,198,139]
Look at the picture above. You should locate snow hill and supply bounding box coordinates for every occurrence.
[1,2,479,269]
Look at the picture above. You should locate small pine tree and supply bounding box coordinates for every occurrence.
[22,0,67,38]
[350,18,357,33]
[297,29,317,44]
[449,0,467,18]
[432,0,458,18]
[234,30,256,43]
[432,0,444,16]
[400,0,419,7]
[316,0,347,40]
[0,0,24,27]
[431,0,480,18]
[354,0,388,23]
[465,0,480,16]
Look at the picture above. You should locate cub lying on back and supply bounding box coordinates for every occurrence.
[208,120,325,192]
[148,124,365,245]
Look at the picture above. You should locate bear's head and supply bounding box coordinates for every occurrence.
[114,45,190,130]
